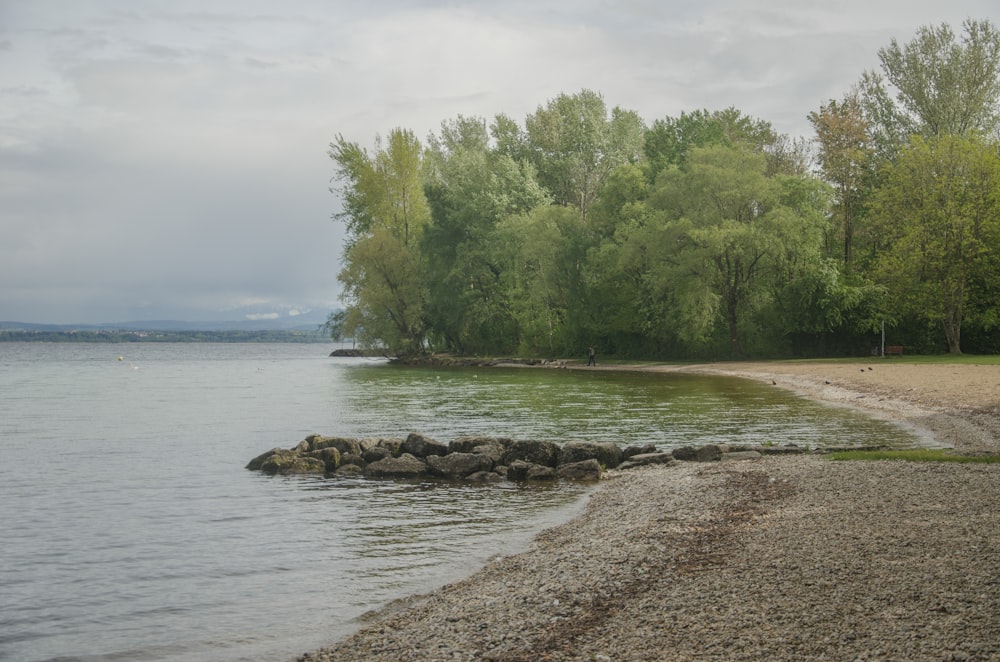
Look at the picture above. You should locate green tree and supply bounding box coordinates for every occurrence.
[421,116,547,353]
[870,134,1000,354]
[859,19,1000,149]
[523,90,645,219]
[646,145,829,357]
[809,92,875,270]
[329,128,431,355]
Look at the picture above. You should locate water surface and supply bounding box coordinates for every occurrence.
[0,343,919,661]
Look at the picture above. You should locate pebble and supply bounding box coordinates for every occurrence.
[296,455,1000,661]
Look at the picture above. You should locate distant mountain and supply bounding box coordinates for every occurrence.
[1,309,333,333]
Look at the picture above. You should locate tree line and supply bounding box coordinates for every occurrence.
[327,20,1000,360]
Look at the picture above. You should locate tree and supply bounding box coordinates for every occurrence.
[421,116,548,354]
[859,19,1000,148]
[869,134,1000,354]
[809,92,875,270]
[329,128,431,355]
[646,145,829,357]
[523,90,645,219]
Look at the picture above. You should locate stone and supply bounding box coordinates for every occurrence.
[306,447,342,471]
[449,436,512,454]
[335,464,363,476]
[311,435,362,456]
[260,454,326,475]
[558,441,623,469]
[503,439,560,467]
[427,452,495,479]
[672,444,723,462]
[623,444,658,460]
[364,453,428,478]
[246,447,285,471]
[362,446,391,463]
[401,432,449,458]
[556,459,603,481]
[617,452,676,470]
[507,459,557,481]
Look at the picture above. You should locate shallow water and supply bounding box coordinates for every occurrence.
[0,343,919,661]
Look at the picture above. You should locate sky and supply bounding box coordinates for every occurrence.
[1,1,995,324]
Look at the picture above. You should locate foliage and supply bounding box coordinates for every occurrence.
[869,134,1000,353]
[326,21,1000,359]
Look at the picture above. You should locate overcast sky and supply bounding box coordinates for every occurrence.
[1,1,995,324]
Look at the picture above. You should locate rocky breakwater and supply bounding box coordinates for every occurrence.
[246,433,808,483]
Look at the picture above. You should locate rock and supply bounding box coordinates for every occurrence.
[449,436,512,454]
[503,439,560,467]
[401,432,449,458]
[260,454,326,475]
[556,459,603,481]
[306,447,342,471]
[617,452,676,470]
[311,435,362,456]
[340,452,364,467]
[364,453,428,478]
[558,441,623,469]
[293,438,311,453]
[507,459,557,481]
[672,444,723,462]
[362,446,391,463]
[335,464,363,476]
[427,452,495,479]
[246,447,285,471]
[623,444,658,459]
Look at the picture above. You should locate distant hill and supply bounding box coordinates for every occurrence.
[1,309,332,333]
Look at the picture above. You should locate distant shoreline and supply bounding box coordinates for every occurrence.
[0,329,329,343]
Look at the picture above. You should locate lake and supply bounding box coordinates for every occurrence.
[0,343,920,661]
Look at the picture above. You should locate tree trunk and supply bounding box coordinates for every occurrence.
[727,294,742,359]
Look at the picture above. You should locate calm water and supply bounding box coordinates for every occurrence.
[0,343,920,661]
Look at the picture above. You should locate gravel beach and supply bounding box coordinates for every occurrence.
[297,362,1000,662]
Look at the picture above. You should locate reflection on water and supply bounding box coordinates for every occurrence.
[326,362,920,450]
[0,344,923,662]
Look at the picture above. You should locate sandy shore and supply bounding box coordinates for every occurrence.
[297,361,1000,661]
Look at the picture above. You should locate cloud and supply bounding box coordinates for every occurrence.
[1,0,996,323]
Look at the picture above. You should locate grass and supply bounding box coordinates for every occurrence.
[828,448,1000,463]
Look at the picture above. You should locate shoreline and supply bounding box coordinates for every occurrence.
[297,361,1000,661]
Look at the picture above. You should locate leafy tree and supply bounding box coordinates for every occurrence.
[869,134,1000,354]
[329,128,431,355]
[859,19,1000,149]
[646,145,829,357]
[808,92,875,270]
[523,90,645,219]
[421,116,548,354]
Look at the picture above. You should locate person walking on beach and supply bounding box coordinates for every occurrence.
[587,346,596,366]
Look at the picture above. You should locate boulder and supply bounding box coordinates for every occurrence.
[335,464,364,476]
[364,453,428,478]
[427,452,495,479]
[449,436,512,454]
[623,444,658,459]
[246,447,285,471]
[507,459,556,481]
[722,450,763,462]
[503,439,560,467]
[618,452,676,470]
[311,435,362,456]
[558,441,623,469]
[672,444,722,462]
[306,447,341,471]
[259,454,326,475]
[360,437,404,457]
[401,432,449,458]
[362,446,392,463]
[556,459,603,481]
